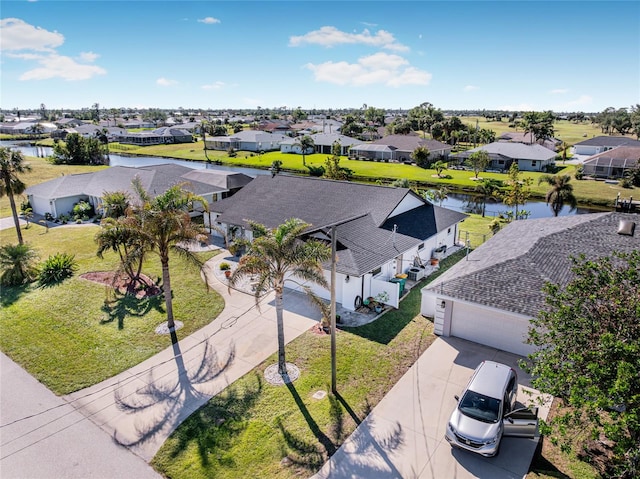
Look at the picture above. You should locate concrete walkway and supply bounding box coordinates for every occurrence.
[312,337,552,479]
[63,251,319,462]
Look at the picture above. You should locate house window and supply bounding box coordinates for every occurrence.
[532,161,537,166]
[448,227,451,234]
[418,243,424,250]
[372,267,382,276]
[498,160,504,165]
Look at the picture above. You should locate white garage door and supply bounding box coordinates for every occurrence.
[450,301,535,356]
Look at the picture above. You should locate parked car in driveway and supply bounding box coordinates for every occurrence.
[445,360,539,457]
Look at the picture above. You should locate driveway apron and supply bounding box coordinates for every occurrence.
[312,337,552,479]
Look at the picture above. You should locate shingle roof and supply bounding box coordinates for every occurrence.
[372,134,451,153]
[213,175,467,276]
[425,212,639,317]
[26,164,233,201]
[574,136,640,148]
[583,146,640,168]
[455,142,556,161]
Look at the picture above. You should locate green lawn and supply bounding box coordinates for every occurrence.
[151,251,465,479]
[0,224,224,395]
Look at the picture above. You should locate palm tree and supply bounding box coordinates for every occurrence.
[0,243,39,286]
[95,216,147,286]
[128,178,209,332]
[475,178,502,217]
[229,218,331,375]
[0,147,31,245]
[538,174,577,217]
[433,160,448,178]
[100,190,130,219]
[295,135,314,166]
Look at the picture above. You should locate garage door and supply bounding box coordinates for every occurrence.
[450,301,535,356]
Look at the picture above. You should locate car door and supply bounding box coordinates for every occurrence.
[503,407,539,438]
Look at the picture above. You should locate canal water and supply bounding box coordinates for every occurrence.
[2,141,607,219]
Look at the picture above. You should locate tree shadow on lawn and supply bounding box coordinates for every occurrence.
[0,283,30,307]
[114,335,237,457]
[276,384,398,476]
[340,308,415,345]
[100,289,165,330]
[157,371,264,469]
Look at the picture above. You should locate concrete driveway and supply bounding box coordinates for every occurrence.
[312,337,552,479]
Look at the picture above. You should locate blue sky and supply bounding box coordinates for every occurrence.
[1,1,638,112]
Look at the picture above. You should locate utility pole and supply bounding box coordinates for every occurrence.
[330,224,337,394]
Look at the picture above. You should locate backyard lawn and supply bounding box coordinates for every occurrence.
[0,224,224,395]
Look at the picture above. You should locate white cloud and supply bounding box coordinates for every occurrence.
[0,18,64,51]
[562,95,593,107]
[18,53,106,81]
[157,77,178,87]
[290,26,409,52]
[198,17,220,24]
[464,85,479,92]
[201,81,225,90]
[551,88,568,94]
[305,52,431,87]
[498,103,537,111]
[78,51,99,62]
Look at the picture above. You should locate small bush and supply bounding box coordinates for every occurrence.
[219,262,230,271]
[38,253,78,287]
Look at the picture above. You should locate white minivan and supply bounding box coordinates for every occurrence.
[445,360,539,457]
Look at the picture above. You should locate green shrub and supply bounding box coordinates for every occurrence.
[38,253,77,287]
[72,200,94,220]
[219,262,230,271]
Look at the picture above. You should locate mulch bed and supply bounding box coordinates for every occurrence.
[80,271,161,299]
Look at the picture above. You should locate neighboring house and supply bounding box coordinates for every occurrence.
[122,119,156,129]
[54,118,84,128]
[209,175,467,311]
[24,164,253,220]
[52,124,127,140]
[455,142,556,172]
[421,212,638,356]
[349,135,452,163]
[572,136,640,156]
[117,127,193,145]
[205,130,288,152]
[280,133,363,155]
[256,119,293,135]
[498,132,561,152]
[0,121,57,134]
[581,146,640,179]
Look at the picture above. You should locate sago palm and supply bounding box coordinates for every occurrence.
[229,218,331,375]
[0,243,39,286]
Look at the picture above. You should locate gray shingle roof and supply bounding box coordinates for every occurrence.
[455,142,556,161]
[214,175,467,276]
[425,212,640,317]
[574,136,640,148]
[26,164,233,201]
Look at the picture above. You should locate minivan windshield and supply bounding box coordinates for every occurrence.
[459,390,501,423]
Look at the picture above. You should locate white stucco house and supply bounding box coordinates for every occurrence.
[24,164,253,220]
[572,136,640,156]
[204,130,288,152]
[208,175,467,311]
[421,212,638,356]
[454,142,557,172]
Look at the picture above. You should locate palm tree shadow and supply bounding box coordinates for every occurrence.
[0,283,29,307]
[276,385,402,476]
[100,290,164,330]
[112,337,236,451]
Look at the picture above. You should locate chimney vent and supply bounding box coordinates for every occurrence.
[617,220,636,236]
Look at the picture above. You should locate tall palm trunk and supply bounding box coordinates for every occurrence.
[275,285,287,374]
[8,193,23,245]
[161,255,175,330]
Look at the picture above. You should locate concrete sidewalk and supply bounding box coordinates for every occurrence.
[64,252,319,462]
